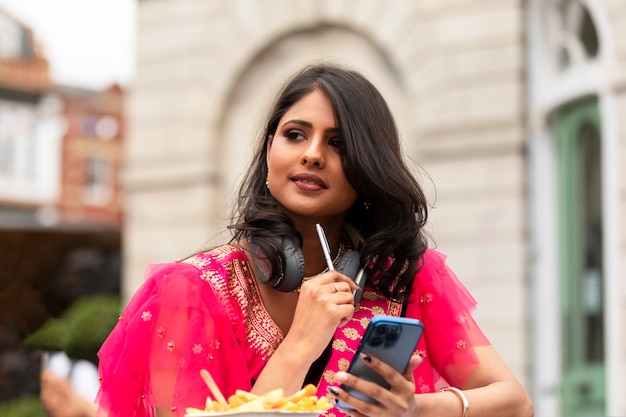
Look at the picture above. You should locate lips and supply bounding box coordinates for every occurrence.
[291,173,327,190]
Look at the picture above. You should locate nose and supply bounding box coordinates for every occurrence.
[301,137,325,168]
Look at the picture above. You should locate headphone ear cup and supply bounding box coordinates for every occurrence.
[335,250,360,280]
[250,237,305,292]
[336,250,367,306]
[276,239,305,292]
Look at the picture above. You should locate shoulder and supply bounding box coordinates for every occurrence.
[126,244,252,320]
[181,243,257,314]
[411,247,458,295]
[409,247,478,311]
[133,244,248,298]
[417,248,449,276]
[181,244,249,277]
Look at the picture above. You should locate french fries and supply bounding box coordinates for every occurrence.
[186,384,332,414]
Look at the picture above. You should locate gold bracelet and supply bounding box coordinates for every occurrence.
[438,386,469,417]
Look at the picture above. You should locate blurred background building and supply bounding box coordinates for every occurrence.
[0,1,623,417]
[0,7,122,404]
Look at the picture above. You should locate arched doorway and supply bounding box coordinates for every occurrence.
[552,98,604,416]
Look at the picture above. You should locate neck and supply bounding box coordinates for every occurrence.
[302,242,346,280]
[299,222,344,277]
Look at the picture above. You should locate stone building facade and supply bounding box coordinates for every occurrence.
[125,1,625,416]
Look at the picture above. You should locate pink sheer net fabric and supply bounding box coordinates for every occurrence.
[95,247,490,416]
[407,249,491,391]
[96,261,251,417]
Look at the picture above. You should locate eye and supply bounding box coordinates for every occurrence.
[328,136,344,150]
[284,129,306,141]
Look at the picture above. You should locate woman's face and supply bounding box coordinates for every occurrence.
[266,89,358,222]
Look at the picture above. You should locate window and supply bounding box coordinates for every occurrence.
[0,101,36,180]
[546,0,599,71]
[0,14,31,59]
[83,156,112,205]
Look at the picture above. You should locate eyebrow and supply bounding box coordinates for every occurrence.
[281,119,341,133]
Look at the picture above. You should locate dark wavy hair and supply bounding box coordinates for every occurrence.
[230,63,429,302]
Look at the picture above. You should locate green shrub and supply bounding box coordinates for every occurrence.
[23,295,120,364]
[0,395,45,417]
[64,295,120,363]
[22,318,66,352]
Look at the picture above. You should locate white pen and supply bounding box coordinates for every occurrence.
[315,223,335,271]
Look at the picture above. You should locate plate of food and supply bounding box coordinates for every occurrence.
[184,383,331,417]
[185,412,324,417]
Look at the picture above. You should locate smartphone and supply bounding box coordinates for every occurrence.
[335,315,424,410]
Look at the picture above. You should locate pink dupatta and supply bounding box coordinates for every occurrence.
[96,246,489,417]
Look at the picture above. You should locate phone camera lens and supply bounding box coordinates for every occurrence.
[370,336,383,347]
[386,333,398,343]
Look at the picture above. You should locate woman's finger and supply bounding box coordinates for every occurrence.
[327,379,384,417]
[355,353,414,392]
[328,353,420,415]
[403,353,424,381]
[309,270,360,291]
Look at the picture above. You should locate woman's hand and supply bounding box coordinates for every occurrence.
[327,353,424,417]
[252,270,359,395]
[41,370,97,417]
[284,270,359,361]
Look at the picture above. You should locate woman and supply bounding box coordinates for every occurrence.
[96,64,533,417]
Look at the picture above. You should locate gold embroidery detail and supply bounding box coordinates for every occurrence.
[361,291,378,300]
[387,300,402,316]
[371,306,385,316]
[420,293,434,304]
[182,255,211,270]
[357,317,369,328]
[332,339,354,353]
[338,357,350,372]
[184,245,282,364]
[342,327,360,340]
[322,369,336,384]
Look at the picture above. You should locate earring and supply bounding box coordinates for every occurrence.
[363,199,371,210]
[265,177,269,189]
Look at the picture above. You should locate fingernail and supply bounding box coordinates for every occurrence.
[327,386,340,396]
[360,352,372,362]
[335,371,348,382]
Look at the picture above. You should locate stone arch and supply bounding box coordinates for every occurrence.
[530,0,615,105]
[211,24,414,234]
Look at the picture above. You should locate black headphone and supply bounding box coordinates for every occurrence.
[249,225,368,304]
